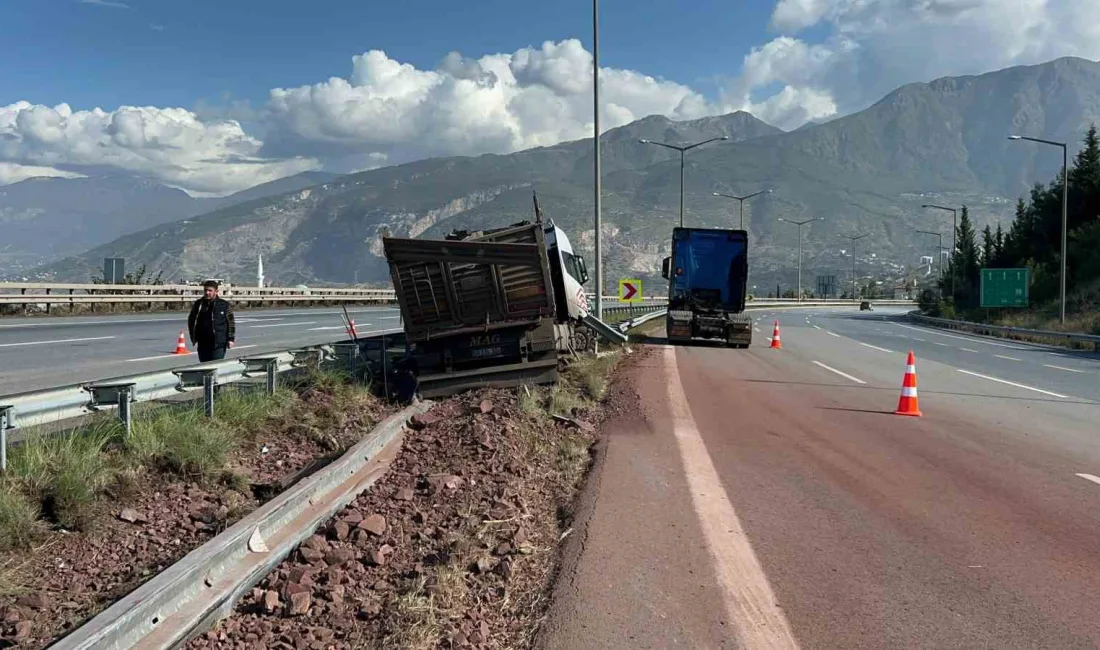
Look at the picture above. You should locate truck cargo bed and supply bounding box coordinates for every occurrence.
[383,222,556,343]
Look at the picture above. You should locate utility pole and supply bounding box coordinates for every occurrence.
[712,190,773,229]
[640,137,729,227]
[841,234,867,300]
[778,217,822,302]
[592,0,603,320]
[1008,135,1068,324]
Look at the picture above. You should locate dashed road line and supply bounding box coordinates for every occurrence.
[959,348,980,353]
[894,322,1028,350]
[1044,364,1085,373]
[956,369,1069,399]
[813,325,822,330]
[250,321,319,329]
[995,355,1022,361]
[0,336,116,348]
[827,331,840,338]
[123,344,258,362]
[932,342,949,347]
[1076,473,1100,486]
[859,342,893,353]
[811,361,866,384]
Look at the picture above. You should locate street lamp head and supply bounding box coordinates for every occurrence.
[719,136,730,140]
[638,139,650,144]
[1008,135,1022,140]
[766,189,774,193]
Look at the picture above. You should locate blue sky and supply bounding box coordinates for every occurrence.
[1,0,780,110]
[0,0,1094,194]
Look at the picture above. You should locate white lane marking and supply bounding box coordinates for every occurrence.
[827,331,841,338]
[911,337,927,342]
[957,369,1069,399]
[663,348,799,648]
[236,317,285,323]
[753,327,761,333]
[894,322,1028,350]
[813,325,822,330]
[959,348,980,353]
[249,321,319,329]
[932,342,949,347]
[308,325,358,331]
[122,344,258,362]
[859,342,893,353]
[0,335,115,348]
[1076,473,1100,486]
[812,361,866,384]
[995,355,1022,361]
[1044,364,1085,373]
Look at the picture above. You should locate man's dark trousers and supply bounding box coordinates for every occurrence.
[197,344,227,363]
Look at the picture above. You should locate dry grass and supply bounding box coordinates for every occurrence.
[383,558,470,649]
[0,483,42,552]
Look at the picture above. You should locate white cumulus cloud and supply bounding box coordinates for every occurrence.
[260,39,716,167]
[730,0,1100,129]
[0,101,319,195]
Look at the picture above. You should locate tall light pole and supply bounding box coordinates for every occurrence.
[1008,134,1068,325]
[922,204,958,303]
[592,0,603,320]
[916,229,944,285]
[712,189,773,229]
[841,234,867,300]
[640,136,729,227]
[778,217,822,301]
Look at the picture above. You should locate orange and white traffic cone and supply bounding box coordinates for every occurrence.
[173,329,189,355]
[346,319,359,339]
[894,350,922,417]
[770,320,782,349]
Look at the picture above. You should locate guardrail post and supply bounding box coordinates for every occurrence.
[203,373,216,417]
[241,357,280,396]
[87,382,136,436]
[118,386,132,436]
[0,406,10,472]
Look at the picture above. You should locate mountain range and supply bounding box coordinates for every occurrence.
[30,56,1100,293]
[0,171,337,279]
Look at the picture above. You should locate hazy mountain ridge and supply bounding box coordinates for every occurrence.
[35,57,1100,292]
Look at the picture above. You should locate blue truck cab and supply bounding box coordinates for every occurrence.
[660,227,752,347]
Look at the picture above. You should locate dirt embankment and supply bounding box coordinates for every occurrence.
[0,372,392,649]
[187,350,643,649]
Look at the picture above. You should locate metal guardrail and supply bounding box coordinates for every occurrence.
[0,329,405,468]
[613,299,918,334]
[908,312,1100,351]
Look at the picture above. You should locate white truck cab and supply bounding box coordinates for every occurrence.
[544,220,590,321]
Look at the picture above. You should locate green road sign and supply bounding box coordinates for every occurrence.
[980,268,1029,307]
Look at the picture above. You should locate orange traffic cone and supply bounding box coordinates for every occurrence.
[894,350,922,417]
[770,320,782,349]
[347,319,359,339]
[173,330,189,355]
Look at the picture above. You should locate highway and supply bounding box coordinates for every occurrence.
[540,306,1100,649]
[0,306,401,394]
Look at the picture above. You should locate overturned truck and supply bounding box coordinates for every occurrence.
[382,202,601,398]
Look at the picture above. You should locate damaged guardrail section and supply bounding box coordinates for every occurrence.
[50,399,433,650]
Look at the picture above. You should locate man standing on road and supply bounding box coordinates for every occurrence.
[188,280,236,362]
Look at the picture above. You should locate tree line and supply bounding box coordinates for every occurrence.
[933,124,1100,314]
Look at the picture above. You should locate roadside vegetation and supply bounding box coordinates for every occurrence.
[919,124,1100,335]
[0,368,379,552]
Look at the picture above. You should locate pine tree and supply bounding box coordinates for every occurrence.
[994,223,1005,266]
[954,205,981,306]
[981,225,994,268]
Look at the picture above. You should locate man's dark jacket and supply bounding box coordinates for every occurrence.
[188,296,236,348]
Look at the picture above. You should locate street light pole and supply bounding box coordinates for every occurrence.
[640,136,730,227]
[841,234,867,300]
[779,217,821,301]
[712,189,773,229]
[1008,135,1069,324]
[922,204,958,303]
[592,0,603,320]
[916,229,944,286]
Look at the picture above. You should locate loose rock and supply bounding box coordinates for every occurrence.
[358,514,387,536]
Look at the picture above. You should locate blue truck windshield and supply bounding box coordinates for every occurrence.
[669,229,747,310]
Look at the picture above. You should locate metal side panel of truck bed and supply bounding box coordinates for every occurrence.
[382,222,557,343]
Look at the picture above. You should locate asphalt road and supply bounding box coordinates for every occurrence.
[540,307,1100,649]
[0,306,402,394]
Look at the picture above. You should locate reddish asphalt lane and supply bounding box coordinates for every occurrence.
[539,320,1100,649]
